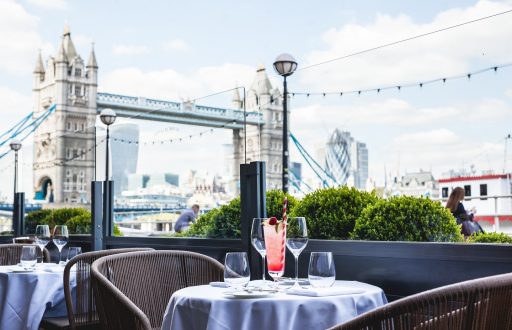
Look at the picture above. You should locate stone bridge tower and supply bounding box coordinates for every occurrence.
[32,25,97,204]
[231,66,286,191]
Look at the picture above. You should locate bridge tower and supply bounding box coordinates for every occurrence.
[232,66,285,191]
[32,25,98,204]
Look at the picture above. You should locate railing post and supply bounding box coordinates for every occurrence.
[91,181,104,251]
[494,196,500,232]
[12,192,25,236]
[240,161,267,280]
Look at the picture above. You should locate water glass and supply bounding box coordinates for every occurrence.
[308,252,336,288]
[224,252,250,289]
[67,247,82,262]
[20,246,37,270]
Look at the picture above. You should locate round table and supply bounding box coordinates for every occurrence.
[162,280,387,330]
[0,264,72,330]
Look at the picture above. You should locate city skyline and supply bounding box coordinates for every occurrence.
[0,0,511,199]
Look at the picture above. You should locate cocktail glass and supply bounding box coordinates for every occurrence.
[263,219,286,283]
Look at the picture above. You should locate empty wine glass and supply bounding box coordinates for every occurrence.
[286,217,308,288]
[35,225,50,263]
[224,252,250,290]
[66,246,82,263]
[20,246,37,270]
[53,225,69,265]
[251,218,272,286]
[308,252,336,288]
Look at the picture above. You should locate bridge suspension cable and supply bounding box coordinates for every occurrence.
[290,132,339,188]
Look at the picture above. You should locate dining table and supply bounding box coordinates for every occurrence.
[0,263,74,330]
[162,280,387,330]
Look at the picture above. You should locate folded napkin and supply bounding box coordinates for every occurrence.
[287,286,365,297]
[210,281,229,288]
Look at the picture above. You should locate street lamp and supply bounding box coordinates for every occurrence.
[100,109,117,183]
[9,140,22,196]
[273,53,297,193]
[100,108,116,235]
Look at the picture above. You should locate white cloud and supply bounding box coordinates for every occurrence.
[27,0,67,10]
[0,0,50,74]
[162,39,189,52]
[0,86,32,124]
[385,129,504,175]
[100,63,256,101]
[112,44,150,56]
[299,1,512,91]
[506,88,512,98]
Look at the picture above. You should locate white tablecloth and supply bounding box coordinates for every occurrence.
[0,264,72,330]
[162,280,387,330]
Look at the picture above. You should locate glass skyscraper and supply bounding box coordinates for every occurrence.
[325,129,368,189]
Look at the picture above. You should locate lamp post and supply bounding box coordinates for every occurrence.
[273,53,297,193]
[9,140,22,197]
[10,139,22,235]
[100,108,116,235]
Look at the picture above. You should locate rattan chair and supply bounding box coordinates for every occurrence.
[0,243,50,264]
[328,272,512,330]
[40,248,154,330]
[91,250,224,330]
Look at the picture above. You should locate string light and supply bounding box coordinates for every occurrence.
[289,63,511,98]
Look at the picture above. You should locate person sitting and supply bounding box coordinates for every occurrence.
[174,204,200,233]
[446,187,483,236]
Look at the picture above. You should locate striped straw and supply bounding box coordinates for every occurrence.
[282,197,288,223]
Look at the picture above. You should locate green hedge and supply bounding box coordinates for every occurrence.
[468,232,512,244]
[24,207,122,236]
[352,196,463,242]
[289,186,379,240]
[184,190,298,238]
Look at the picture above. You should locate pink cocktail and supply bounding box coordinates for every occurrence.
[263,219,286,280]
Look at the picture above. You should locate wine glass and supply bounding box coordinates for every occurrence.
[20,246,37,270]
[53,225,69,265]
[35,225,50,263]
[263,218,286,283]
[308,252,336,288]
[224,252,250,290]
[251,218,272,287]
[286,217,308,288]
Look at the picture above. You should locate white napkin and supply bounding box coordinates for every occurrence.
[210,281,229,288]
[287,286,365,297]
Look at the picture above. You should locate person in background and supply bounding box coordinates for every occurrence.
[174,204,200,233]
[446,187,482,236]
[446,187,475,222]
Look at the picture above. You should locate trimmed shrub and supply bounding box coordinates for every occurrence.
[25,207,122,236]
[352,196,463,242]
[289,186,379,240]
[266,190,298,219]
[184,190,298,238]
[468,232,512,244]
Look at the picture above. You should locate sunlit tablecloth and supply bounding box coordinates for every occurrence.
[0,264,72,330]
[162,280,387,330]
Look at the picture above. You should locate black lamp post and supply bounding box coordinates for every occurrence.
[10,139,23,235]
[9,140,22,197]
[100,108,116,235]
[273,53,297,193]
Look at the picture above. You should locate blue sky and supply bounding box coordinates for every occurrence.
[0,0,511,198]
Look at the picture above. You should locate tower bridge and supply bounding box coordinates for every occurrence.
[96,92,262,129]
[31,26,288,204]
